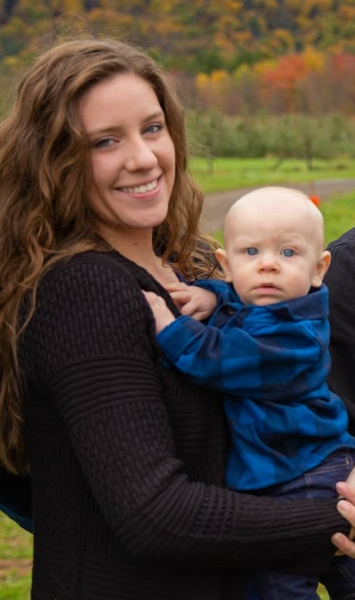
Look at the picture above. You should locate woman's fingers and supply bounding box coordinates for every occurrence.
[332,480,355,557]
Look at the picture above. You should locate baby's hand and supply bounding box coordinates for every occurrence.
[142,291,176,333]
[166,282,217,321]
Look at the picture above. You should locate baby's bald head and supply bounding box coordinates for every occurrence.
[224,186,325,256]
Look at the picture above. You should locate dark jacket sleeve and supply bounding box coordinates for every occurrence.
[21,255,349,572]
[325,229,355,435]
[0,467,32,532]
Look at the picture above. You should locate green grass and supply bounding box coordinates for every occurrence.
[190,156,355,194]
[321,191,355,245]
[0,512,32,599]
[0,573,32,600]
[0,513,32,560]
[318,583,329,599]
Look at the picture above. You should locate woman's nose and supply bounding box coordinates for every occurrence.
[124,136,158,171]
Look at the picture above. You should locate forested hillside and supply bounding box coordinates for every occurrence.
[1,0,355,73]
[1,0,355,119]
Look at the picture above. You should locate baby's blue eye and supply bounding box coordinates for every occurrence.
[246,247,258,255]
[282,249,294,257]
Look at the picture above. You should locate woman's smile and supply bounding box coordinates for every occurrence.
[119,178,159,195]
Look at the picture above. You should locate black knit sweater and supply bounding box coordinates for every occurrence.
[18,251,348,600]
[325,227,355,436]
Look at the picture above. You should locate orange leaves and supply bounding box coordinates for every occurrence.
[261,54,309,92]
[309,195,321,207]
[194,46,355,115]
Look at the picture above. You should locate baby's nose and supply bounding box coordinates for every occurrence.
[258,253,279,271]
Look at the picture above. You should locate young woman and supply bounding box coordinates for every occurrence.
[0,37,354,599]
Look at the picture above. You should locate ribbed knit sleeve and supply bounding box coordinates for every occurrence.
[326,228,355,436]
[20,252,350,574]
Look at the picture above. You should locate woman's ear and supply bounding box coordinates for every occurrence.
[215,248,233,282]
[312,250,331,288]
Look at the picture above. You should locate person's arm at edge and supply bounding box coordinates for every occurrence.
[324,236,355,435]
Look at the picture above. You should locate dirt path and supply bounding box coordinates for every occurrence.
[201,179,355,234]
[0,557,32,579]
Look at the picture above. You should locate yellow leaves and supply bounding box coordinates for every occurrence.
[2,55,20,70]
[196,73,209,89]
[210,70,229,85]
[51,0,85,13]
[233,30,253,46]
[337,5,355,22]
[220,0,243,14]
[303,46,324,72]
[284,0,302,10]
[194,46,330,116]
[195,69,239,113]
[234,64,254,81]
[269,28,295,53]
[253,59,277,78]
[196,70,230,91]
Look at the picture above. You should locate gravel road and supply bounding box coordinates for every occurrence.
[201,179,355,234]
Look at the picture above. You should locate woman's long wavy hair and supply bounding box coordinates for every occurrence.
[0,37,221,473]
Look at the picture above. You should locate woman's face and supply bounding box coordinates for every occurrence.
[79,72,176,241]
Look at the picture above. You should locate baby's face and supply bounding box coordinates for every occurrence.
[217,189,330,306]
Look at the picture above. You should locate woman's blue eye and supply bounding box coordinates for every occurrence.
[94,138,115,149]
[144,123,162,134]
[246,247,258,256]
[282,249,294,257]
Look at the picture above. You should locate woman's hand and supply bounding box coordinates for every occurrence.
[142,291,176,333]
[331,468,355,556]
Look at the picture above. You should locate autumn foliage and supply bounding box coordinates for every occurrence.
[2,0,355,117]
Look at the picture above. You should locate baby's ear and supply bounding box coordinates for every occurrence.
[312,250,331,288]
[215,248,233,282]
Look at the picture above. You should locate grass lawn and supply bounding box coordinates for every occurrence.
[190,156,355,194]
[321,191,355,245]
[0,512,32,599]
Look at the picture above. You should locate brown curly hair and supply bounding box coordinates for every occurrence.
[0,37,220,473]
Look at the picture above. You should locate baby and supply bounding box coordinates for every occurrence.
[144,186,355,600]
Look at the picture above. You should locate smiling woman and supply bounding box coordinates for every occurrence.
[0,38,355,600]
[79,72,176,264]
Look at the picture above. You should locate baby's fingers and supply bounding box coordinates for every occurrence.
[170,290,192,304]
[166,282,189,293]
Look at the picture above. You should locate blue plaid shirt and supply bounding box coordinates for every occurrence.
[157,283,355,491]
